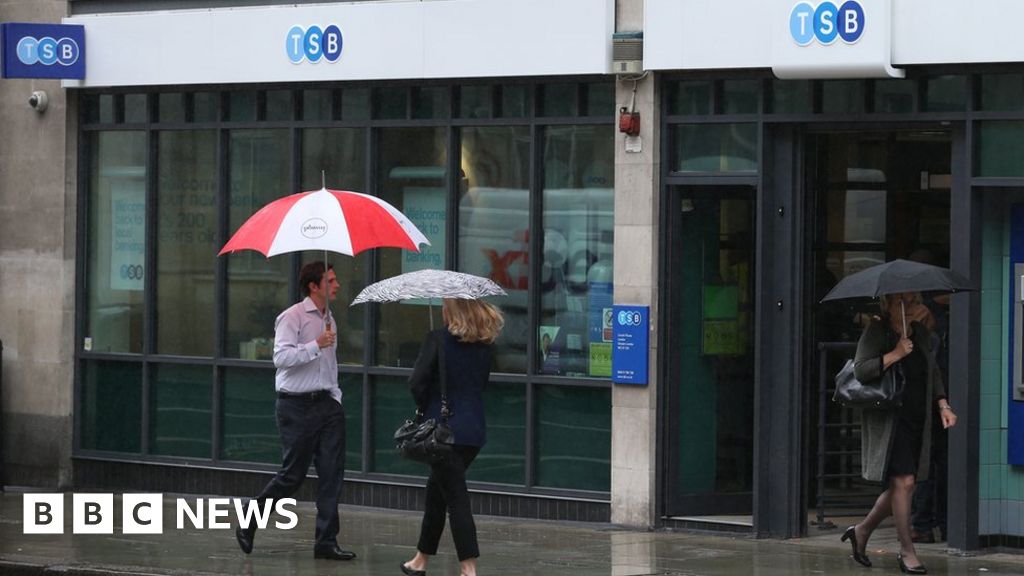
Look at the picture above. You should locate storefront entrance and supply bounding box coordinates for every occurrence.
[664,185,756,520]
[804,129,953,528]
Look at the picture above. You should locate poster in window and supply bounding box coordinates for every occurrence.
[110,181,145,291]
[402,186,446,304]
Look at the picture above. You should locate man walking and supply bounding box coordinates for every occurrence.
[235,261,356,560]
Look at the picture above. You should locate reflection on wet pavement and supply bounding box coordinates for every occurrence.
[0,491,1020,575]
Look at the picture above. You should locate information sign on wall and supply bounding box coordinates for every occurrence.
[612,305,649,385]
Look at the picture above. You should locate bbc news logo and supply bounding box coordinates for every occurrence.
[286,24,343,64]
[23,494,298,534]
[16,35,80,66]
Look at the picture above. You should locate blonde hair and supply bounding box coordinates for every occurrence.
[442,298,504,344]
[879,292,922,312]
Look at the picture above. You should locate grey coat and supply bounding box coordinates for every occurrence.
[853,318,946,482]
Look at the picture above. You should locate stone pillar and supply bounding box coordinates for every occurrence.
[0,0,75,489]
[610,0,660,528]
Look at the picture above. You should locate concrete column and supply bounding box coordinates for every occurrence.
[610,0,660,528]
[0,0,76,488]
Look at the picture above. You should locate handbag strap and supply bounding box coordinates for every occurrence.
[438,331,451,422]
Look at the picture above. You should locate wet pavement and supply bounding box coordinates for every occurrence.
[1,489,1022,575]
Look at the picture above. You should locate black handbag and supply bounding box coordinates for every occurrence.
[395,335,454,464]
[832,358,905,410]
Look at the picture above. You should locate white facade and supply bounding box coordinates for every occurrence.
[64,0,614,87]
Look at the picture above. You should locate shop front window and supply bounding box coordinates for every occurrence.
[226,129,291,360]
[458,126,531,374]
[301,128,369,365]
[673,123,757,173]
[375,127,448,367]
[86,131,147,354]
[540,125,614,378]
[156,130,217,356]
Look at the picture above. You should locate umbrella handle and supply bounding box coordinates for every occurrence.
[900,300,907,337]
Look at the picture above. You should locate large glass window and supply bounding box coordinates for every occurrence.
[458,126,531,373]
[86,131,147,354]
[227,130,291,360]
[301,128,369,364]
[157,131,217,356]
[375,127,447,368]
[540,125,614,377]
[80,80,616,498]
[672,124,758,173]
[975,121,1024,177]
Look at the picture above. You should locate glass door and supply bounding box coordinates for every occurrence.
[665,185,756,517]
[805,129,952,524]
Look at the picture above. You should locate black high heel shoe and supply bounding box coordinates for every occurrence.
[897,553,927,574]
[841,525,872,567]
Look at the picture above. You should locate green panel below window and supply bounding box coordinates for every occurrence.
[372,376,423,476]
[535,385,610,492]
[221,367,278,464]
[976,122,1024,177]
[151,364,212,458]
[340,372,363,471]
[466,383,525,485]
[81,361,142,453]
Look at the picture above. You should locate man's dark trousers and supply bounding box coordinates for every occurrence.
[250,394,346,549]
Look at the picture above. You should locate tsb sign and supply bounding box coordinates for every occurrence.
[286,24,343,64]
[790,1,865,46]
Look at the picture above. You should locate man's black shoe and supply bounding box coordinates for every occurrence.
[235,526,255,554]
[313,545,357,560]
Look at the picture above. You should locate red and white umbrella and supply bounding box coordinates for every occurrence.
[219,186,430,328]
[218,187,430,257]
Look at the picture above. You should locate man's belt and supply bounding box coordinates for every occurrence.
[277,388,332,401]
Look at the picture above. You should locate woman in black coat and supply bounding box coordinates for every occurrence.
[401,298,503,576]
[842,292,957,574]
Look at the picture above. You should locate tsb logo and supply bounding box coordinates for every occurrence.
[790,1,864,46]
[617,310,643,327]
[286,24,343,64]
[16,35,80,66]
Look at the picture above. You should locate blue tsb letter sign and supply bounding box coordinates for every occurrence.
[1,23,85,79]
[790,1,864,46]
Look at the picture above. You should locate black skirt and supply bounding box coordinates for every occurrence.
[887,419,923,478]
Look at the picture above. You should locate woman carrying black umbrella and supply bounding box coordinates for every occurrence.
[842,292,957,574]
[401,298,504,576]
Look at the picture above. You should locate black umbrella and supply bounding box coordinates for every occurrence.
[820,259,975,302]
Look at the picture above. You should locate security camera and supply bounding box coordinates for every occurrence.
[28,90,49,112]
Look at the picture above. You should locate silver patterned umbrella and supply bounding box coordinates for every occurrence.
[350,269,506,328]
[351,269,507,304]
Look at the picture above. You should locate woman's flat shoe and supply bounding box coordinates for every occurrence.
[400,563,426,576]
[840,525,872,567]
[898,553,927,574]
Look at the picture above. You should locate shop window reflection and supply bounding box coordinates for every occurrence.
[86,131,147,354]
[458,126,531,374]
[539,125,614,377]
[226,129,291,360]
[375,128,447,367]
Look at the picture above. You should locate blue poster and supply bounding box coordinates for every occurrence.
[612,305,649,385]
[2,23,86,79]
